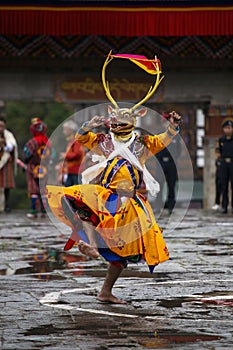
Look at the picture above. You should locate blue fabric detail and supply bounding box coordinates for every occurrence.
[149,265,155,273]
[100,157,142,190]
[125,162,137,188]
[78,128,88,135]
[31,197,38,211]
[23,146,31,159]
[78,122,90,135]
[105,193,119,216]
[98,248,125,262]
[101,158,127,188]
[77,229,89,243]
[137,170,143,189]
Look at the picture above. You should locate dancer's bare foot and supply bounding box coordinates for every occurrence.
[97,294,127,304]
[78,240,100,259]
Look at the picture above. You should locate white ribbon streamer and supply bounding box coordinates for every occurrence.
[82,133,160,196]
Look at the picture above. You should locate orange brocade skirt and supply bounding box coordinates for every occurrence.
[46,184,169,269]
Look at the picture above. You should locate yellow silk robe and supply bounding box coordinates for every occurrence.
[47,126,177,269]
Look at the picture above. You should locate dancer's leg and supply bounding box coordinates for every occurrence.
[97,262,127,304]
[78,221,99,259]
[61,195,99,258]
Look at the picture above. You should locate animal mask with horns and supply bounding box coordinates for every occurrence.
[102,51,164,136]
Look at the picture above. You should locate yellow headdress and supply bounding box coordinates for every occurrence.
[102,51,164,134]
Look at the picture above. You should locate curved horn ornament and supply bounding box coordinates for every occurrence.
[102,52,164,120]
[102,51,119,109]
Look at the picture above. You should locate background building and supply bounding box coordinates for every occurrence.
[0,0,233,208]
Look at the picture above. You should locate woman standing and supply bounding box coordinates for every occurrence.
[0,116,18,212]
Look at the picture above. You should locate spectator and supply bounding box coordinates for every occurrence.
[216,118,233,214]
[0,116,18,212]
[155,113,181,214]
[60,120,85,186]
[23,118,51,218]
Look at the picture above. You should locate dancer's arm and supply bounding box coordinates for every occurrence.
[144,111,182,155]
[75,116,106,150]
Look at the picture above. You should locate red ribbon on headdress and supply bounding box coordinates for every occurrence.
[110,54,161,75]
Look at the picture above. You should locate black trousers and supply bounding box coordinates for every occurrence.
[220,161,233,210]
[4,188,10,210]
[215,164,222,205]
[156,160,177,211]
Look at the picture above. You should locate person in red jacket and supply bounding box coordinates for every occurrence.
[60,120,85,186]
[23,118,51,218]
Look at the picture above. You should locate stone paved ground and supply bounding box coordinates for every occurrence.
[0,209,232,349]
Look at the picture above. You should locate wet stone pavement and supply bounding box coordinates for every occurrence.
[0,208,232,350]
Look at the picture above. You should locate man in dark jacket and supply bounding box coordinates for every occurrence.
[216,118,233,214]
[156,134,181,214]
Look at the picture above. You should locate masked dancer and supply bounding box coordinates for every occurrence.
[47,53,182,304]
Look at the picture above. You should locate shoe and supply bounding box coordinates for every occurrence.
[212,204,219,210]
[221,208,228,214]
[26,213,38,218]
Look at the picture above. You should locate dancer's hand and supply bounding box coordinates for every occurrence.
[86,115,106,130]
[168,111,182,128]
